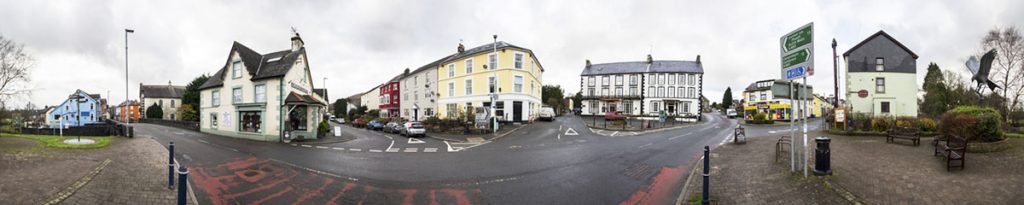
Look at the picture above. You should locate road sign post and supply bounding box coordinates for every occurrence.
[780,22,813,176]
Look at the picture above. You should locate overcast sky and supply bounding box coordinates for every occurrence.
[1,0,1022,109]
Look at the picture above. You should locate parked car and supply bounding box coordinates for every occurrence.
[352,118,367,128]
[538,107,556,121]
[384,122,403,133]
[401,121,426,137]
[572,108,582,115]
[604,111,625,121]
[329,116,336,123]
[336,118,346,124]
[367,120,385,130]
[726,108,739,119]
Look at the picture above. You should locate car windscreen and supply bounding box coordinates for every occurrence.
[410,123,424,128]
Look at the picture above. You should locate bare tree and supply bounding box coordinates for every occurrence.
[981,26,1024,119]
[0,35,33,105]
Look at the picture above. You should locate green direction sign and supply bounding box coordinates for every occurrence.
[783,24,813,52]
[782,48,810,68]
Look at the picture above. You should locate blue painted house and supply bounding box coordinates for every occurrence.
[46,90,105,128]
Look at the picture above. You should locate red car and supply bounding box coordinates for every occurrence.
[604,111,625,121]
[352,118,367,128]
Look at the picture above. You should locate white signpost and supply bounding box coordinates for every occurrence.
[780,22,813,177]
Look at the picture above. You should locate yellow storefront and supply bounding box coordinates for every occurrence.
[743,103,792,120]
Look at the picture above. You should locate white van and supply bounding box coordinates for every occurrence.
[726,108,739,119]
[539,107,556,121]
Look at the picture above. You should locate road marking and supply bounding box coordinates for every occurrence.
[403,148,418,152]
[557,134,561,141]
[332,147,345,151]
[349,148,362,152]
[445,141,459,152]
[382,134,393,140]
[408,138,425,144]
[668,133,691,140]
[197,139,209,144]
[639,143,653,149]
[610,131,619,137]
[291,144,297,146]
[301,145,312,148]
[227,148,239,152]
[369,149,382,153]
[316,146,328,149]
[386,140,395,151]
[423,148,438,152]
[386,148,400,152]
[719,133,733,145]
[182,154,192,162]
[565,128,579,136]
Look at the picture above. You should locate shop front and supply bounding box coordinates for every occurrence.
[282,92,326,142]
[743,102,792,120]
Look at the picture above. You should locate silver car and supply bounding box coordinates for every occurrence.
[401,122,426,137]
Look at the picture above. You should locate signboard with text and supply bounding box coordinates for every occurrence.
[780,23,814,80]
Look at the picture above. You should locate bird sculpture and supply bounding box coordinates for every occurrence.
[966,49,999,92]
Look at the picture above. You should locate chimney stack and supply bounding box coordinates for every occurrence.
[696,55,701,64]
[457,43,465,53]
[585,59,591,68]
[646,54,653,64]
[290,31,304,52]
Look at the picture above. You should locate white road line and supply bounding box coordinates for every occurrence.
[423,148,438,152]
[291,144,298,146]
[386,140,395,151]
[301,145,312,148]
[610,131,619,137]
[332,147,345,151]
[386,148,400,152]
[349,148,362,152]
[445,141,459,152]
[369,149,382,153]
[316,146,328,149]
[227,148,239,152]
[719,134,733,145]
[197,139,209,144]
[639,143,653,149]
[403,148,418,152]
[557,134,561,141]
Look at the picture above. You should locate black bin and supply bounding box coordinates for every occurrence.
[814,136,832,176]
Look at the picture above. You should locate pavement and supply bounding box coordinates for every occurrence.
[681,120,1024,204]
[0,136,197,205]
[132,113,739,204]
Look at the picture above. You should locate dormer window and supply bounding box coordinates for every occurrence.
[875,58,884,71]
[231,61,242,79]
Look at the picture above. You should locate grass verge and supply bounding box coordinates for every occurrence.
[1006,133,1024,138]
[6,134,112,149]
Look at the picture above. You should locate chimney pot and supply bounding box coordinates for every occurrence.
[585,59,591,68]
[696,55,701,64]
[457,43,465,53]
[646,54,653,64]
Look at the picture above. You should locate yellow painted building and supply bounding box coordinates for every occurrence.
[435,41,544,122]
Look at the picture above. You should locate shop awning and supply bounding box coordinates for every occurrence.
[285,92,326,106]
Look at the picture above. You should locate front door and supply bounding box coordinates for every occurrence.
[513,101,523,122]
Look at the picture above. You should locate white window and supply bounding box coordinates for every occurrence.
[660,74,666,85]
[448,64,455,77]
[489,54,497,70]
[212,90,220,106]
[875,58,885,71]
[677,87,683,98]
[615,75,623,85]
[679,74,685,84]
[465,59,473,74]
[876,78,886,93]
[667,86,675,97]
[531,81,535,95]
[514,76,523,93]
[232,88,242,104]
[630,87,637,96]
[630,75,637,85]
[615,87,623,95]
[255,84,266,103]
[448,82,455,96]
[514,53,524,69]
[689,75,696,85]
[465,79,473,95]
[602,76,609,86]
[689,88,695,98]
[659,87,665,97]
[231,61,242,78]
[648,86,654,97]
[652,101,660,112]
[602,88,609,96]
[589,77,595,86]
[668,74,676,85]
[489,77,496,93]
[171,100,175,108]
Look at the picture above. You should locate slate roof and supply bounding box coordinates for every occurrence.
[402,41,542,79]
[580,60,704,76]
[199,41,307,89]
[313,88,328,101]
[842,30,919,59]
[140,84,186,98]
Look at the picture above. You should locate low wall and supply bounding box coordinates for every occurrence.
[139,118,199,131]
[20,123,113,136]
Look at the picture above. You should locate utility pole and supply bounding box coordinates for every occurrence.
[492,35,499,134]
[832,39,839,108]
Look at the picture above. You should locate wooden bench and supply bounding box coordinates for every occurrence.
[934,134,966,171]
[775,136,790,162]
[733,126,746,144]
[886,126,921,146]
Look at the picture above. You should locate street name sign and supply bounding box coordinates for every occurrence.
[780,23,814,80]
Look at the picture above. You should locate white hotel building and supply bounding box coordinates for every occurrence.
[579,55,704,120]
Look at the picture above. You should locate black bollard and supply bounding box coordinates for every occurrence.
[168,142,175,189]
[702,145,710,205]
[177,166,189,205]
[814,136,832,176]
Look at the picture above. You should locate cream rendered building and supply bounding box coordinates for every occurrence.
[843,30,919,117]
[198,32,327,142]
[399,64,439,121]
[140,83,185,120]
[436,41,544,123]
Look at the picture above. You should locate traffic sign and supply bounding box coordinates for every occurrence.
[785,66,806,80]
[780,23,814,79]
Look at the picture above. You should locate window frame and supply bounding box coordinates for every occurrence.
[231,61,242,79]
[876,78,886,93]
[448,64,455,77]
[465,79,473,95]
[875,57,885,71]
[232,87,242,104]
[212,90,221,106]
[465,59,473,74]
[254,84,267,103]
[514,52,524,69]
[514,75,524,93]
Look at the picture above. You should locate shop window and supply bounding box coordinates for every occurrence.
[240,111,262,133]
[289,106,307,131]
[210,113,218,128]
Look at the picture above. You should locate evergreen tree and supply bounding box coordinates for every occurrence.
[146,104,163,119]
[721,87,733,111]
[920,63,949,116]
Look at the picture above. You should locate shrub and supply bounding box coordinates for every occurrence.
[871,117,893,132]
[317,120,330,135]
[913,118,938,132]
[941,106,1005,142]
[146,104,163,119]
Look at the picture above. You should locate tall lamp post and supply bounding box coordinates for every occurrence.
[831,38,838,108]
[491,35,499,134]
[125,28,134,135]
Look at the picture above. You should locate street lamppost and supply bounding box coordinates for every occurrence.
[491,35,499,134]
[831,38,838,108]
[125,28,134,135]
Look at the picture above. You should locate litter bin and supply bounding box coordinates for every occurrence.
[814,136,832,176]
